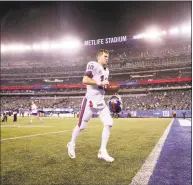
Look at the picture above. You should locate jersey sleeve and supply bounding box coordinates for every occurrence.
[84,61,96,78]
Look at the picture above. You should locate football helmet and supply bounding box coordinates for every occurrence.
[108,94,122,113]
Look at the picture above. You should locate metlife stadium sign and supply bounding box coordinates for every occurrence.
[84,36,127,46]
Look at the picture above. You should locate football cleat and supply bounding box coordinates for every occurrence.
[67,142,76,159]
[97,149,114,162]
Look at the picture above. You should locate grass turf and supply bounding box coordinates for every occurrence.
[1,117,171,185]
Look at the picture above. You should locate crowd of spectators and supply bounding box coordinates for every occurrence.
[1,89,191,111]
[1,96,70,110]
[1,55,191,77]
[1,67,191,86]
[2,40,191,68]
[1,40,191,79]
[121,90,191,111]
[111,42,191,61]
[1,41,191,113]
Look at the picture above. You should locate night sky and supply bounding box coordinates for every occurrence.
[0,1,191,43]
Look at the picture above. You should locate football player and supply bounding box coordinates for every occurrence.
[67,49,114,162]
[29,101,43,124]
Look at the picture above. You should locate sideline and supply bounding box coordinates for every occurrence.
[129,119,174,185]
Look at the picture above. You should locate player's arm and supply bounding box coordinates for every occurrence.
[83,75,99,86]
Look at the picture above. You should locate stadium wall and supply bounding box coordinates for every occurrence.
[16,109,191,118]
[0,77,191,90]
[94,110,192,118]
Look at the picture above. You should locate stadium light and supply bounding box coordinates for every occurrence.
[32,44,41,50]
[26,45,32,50]
[40,42,50,50]
[71,40,81,48]
[161,31,167,35]
[169,27,179,35]
[181,25,191,33]
[7,45,16,51]
[18,45,32,52]
[1,45,7,53]
[145,28,160,40]
[61,39,81,49]
[133,33,146,39]
[133,27,167,40]
[50,43,62,49]
[133,22,190,40]
[5,44,27,52]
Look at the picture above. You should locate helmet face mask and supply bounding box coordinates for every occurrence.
[108,95,122,113]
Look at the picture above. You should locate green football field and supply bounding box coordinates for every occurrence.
[1,117,171,185]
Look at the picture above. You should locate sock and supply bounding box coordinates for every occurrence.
[70,125,81,145]
[100,125,112,151]
[30,119,32,124]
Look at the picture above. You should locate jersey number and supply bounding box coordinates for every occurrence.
[98,75,104,90]
[87,64,94,70]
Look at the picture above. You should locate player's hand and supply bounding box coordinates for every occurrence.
[102,80,109,86]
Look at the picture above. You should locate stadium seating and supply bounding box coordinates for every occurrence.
[1,39,191,112]
[1,89,191,111]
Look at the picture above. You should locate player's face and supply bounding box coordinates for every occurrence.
[98,53,109,66]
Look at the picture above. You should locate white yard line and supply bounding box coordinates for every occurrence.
[1,125,52,128]
[1,125,99,141]
[129,119,174,185]
[1,125,19,127]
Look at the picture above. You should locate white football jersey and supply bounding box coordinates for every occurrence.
[85,61,109,101]
[31,104,38,113]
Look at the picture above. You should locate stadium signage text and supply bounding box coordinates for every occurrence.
[84,36,127,46]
